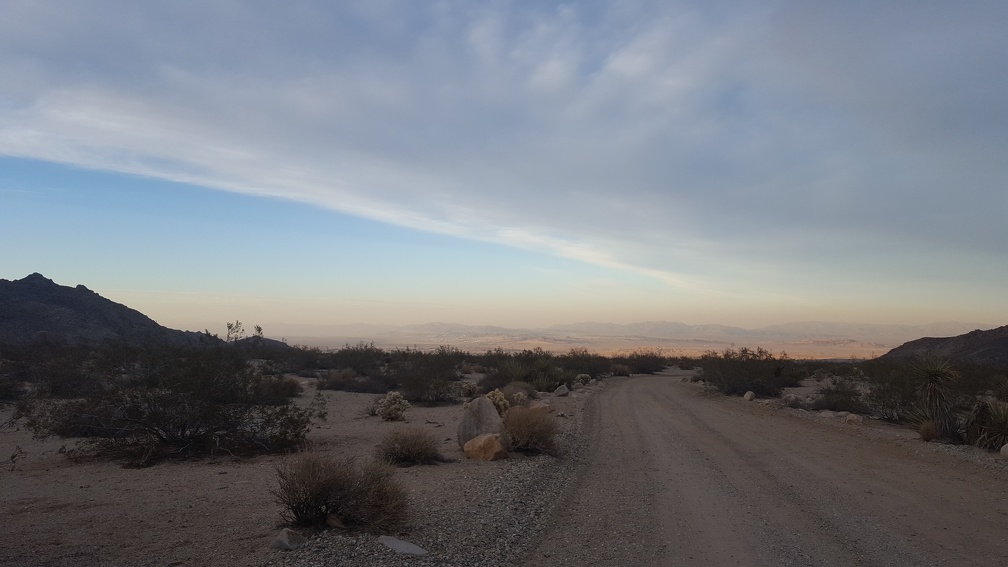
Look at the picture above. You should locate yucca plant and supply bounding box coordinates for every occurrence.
[910,353,959,440]
[965,399,1008,451]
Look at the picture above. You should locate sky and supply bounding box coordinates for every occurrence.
[1,1,1006,337]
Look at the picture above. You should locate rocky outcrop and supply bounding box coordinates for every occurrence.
[457,397,505,449]
[0,273,213,346]
[880,325,1008,367]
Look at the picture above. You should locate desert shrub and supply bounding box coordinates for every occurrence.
[504,406,558,455]
[14,345,325,466]
[328,342,388,376]
[500,381,534,405]
[558,348,610,378]
[698,347,798,397]
[811,377,869,414]
[918,420,939,442]
[319,368,396,394]
[274,454,408,532]
[864,371,918,422]
[611,348,669,374]
[611,364,632,377]
[375,391,410,421]
[991,376,1008,402]
[456,380,478,399]
[389,350,461,404]
[964,399,1008,451]
[376,426,441,466]
[484,389,510,416]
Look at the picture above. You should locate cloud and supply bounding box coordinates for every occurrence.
[1,0,1006,309]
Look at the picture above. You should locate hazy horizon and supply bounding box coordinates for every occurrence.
[3,2,1006,334]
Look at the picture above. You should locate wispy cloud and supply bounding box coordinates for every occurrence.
[1,1,1006,317]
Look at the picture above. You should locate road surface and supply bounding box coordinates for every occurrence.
[522,370,1008,566]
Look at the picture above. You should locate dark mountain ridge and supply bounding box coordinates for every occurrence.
[879,326,1008,367]
[0,273,211,346]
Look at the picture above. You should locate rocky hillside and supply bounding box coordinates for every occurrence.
[0,273,209,346]
[880,325,1008,367]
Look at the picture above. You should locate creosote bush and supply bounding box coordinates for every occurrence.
[699,347,798,397]
[376,426,441,466]
[14,345,325,466]
[503,406,558,455]
[274,454,408,532]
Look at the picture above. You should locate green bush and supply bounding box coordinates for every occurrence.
[812,377,869,414]
[699,347,798,397]
[376,426,441,466]
[273,454,408,532]
[14,346,325,466]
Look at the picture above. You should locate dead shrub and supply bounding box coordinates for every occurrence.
[919,420,938,442]
[503,406,558,455]
[376,426,441,466]
[273,454,408,532]
[500,381,535,406]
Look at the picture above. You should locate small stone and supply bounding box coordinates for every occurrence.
[554,384,570,397]
[844,414,864,426]
[743,391,756,401]
[1000,443,1008,458]
[377,535,428,555]
[269,528,305,551]
[326,514,346,529]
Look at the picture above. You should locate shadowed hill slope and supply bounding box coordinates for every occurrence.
[880,325,1008,367]
[0,273,212,346]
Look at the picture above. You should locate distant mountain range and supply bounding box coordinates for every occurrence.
[0,273,1001,360]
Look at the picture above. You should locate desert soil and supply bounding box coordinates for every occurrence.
[4,370,1008,566]
[522,369,1008,566]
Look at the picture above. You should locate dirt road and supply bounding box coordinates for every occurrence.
[522,370,1008,567]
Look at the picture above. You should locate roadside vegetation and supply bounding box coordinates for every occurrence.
[690,347,1008,453]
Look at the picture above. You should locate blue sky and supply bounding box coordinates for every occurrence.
[1,1,1006,336]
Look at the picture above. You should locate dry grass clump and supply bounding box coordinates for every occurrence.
[273,454,408,532]
[376,426,441,466]
[918,420,938,442]
[503,406,558,455]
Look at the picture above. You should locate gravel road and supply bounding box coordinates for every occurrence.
[521,371,1008,567]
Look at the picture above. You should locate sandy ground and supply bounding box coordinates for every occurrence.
[521,369,1008,566]
[0,381,586,567]
[6,370,1008,566]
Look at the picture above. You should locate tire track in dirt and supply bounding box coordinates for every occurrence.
[521,371,1008,566]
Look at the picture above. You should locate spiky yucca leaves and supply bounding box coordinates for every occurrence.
[910,353,959,440]
[965,399,1008,451]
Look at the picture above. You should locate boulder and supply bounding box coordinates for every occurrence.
[377,535,428,555]
[457,396,505,449]
[743,391,756,401]
[526,401,553,414]
[464,433,508,461]
[1001,444,1008,458]
[554,384,570,397]
[269,528,305,551]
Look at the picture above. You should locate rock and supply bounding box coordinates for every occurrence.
[837,411,850,418]
[820,410,837,418]
[326,514,346,529]
[269,528,305,551]
[844,414,864,426]
[464,433,508,461]
[1000,444,1008,458]
[743,391,756,401]
[457,396,505,449]
[377,535,428,555]
[589,379,598,386]
[526,401,552,414]
[554,384,570,397]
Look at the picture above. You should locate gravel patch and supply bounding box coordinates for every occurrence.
[260,394,592,567]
